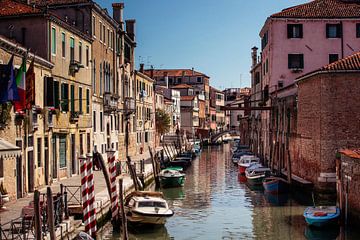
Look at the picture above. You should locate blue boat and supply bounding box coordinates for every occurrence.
[262,177,288,193]
[303,206,340,227]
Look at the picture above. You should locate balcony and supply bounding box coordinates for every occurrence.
[124,97,136,115]
[69,60,84,75]
[104,92,119,114]
[70,111,81,122]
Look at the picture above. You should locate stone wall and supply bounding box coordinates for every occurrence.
[296,73,360,192]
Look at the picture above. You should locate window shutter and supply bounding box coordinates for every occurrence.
[300,54,304,69]
[54,81,60,109]
[338,24,342,38]
[45,77,54,107]
[287,25,292,38]
[288,54,292,69]
[326,24,330,38]
[299,25,303,38]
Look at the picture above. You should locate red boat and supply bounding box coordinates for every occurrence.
[238,156,260,175]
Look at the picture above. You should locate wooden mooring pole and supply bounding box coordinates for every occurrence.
[47,187,56,240]
[34,190,42,240]
[149,146,160,188]
[118,179,128,240]
[126,157,138,191]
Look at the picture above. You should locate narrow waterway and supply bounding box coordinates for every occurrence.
[99,144,360,240]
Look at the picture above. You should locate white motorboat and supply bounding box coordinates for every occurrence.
[238,155,260,174]
[124,191,174,225]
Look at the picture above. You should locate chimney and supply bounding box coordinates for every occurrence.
[164,72,169,88]
[192,67,194,76]
[139,63,144,73]
[126,19,136,41]
[251,46,258,68]
[112,3,124,28]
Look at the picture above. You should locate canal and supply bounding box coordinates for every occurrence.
[99,143,360,240]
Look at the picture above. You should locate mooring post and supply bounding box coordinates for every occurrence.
[47,187,56,240]
[126,157,138,191]
[34,190,42,240]
[118,178,128,240]
[149,147,160,188]
[64,191,69,220]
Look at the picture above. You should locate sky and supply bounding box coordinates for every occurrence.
[99,0,307,89]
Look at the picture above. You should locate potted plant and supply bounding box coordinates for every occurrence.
[0,182,9,203]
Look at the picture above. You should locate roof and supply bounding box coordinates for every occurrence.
[30,0,89,7]
[271,0,360,19]
[0,139,21,158]
[297,51,360,81]
[0,0,42,17]
[171,84,194,89]
[180,95,196,101]
[144,69,209,78]
[339,149,360,159]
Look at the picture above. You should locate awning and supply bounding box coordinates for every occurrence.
[0,139,21,158]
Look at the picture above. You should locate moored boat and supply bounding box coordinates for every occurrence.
[159,169,186,188]
[124,191,174,225]
[245,163,271,185]
[238,155,260,174]
[262,176,288,193]
[303,206,340,227]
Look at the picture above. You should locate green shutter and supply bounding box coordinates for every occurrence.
[51,28,56,55]
[71,85,75,112]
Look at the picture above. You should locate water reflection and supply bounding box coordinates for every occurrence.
[100,144,360,239]
[304,225,340,240]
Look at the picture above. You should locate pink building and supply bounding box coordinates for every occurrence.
[257,0,360,164]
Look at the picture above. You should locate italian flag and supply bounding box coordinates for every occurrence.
[14,57,26,112]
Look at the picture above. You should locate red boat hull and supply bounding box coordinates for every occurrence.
[238,165,247,175]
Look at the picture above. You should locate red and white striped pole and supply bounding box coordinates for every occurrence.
[107,149,118,221]
[86,154,97,237]
[80,155,90,234]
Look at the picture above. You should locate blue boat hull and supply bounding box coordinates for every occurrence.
[263,178,288,193]
[304,207,340,227]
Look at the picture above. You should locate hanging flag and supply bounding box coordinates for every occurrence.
[0,56,15,103]
[25,58,35,110]
[14,56,26,112]
[7,55,19,102]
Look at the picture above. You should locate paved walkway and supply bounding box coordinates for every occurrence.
[0,156,157,225]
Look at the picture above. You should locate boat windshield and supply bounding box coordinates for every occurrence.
[138,201,166,208]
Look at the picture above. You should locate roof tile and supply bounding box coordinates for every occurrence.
[271,0,360,19]
[171,84,194,89]
[144,69,209,78]
[0,0,41,17]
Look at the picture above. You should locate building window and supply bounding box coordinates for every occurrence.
[70,85,75,112]
[61,83,69,112]
[100,63,103,95]
[265,59,269,73]
[93,111,97,132]
[287,24,303,38]
[51,27,56,55]
[59,135,67,168]
[86,46,89,67]
[37,138,42,167]
[100,111,103,132]
[255,72,260,84]
[70,37,75,62]
[86,89,90,113]
[79,87,83,113]
[93,59,96,91]
[54,81,60,109]
[356,23,360,38]
[61,32,66,58]
[92,16,96,37]
[79,42,82,64]
[197,77,202,83]
[326,24,342,38]
[329,54,339,64]
[99,21,103,41]
[288,54,304,69]
[80,134,84,155]
[261,31,268,50]
[107,29,110,46]
[103,25,106,43]
[87,133,91,154]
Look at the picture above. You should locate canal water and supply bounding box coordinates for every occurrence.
[99,144,360,240]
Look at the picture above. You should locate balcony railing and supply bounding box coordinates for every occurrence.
[104,92,119,114]
[125,97,136,114]
[70,111,81,122]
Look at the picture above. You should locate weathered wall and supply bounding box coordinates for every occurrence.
[296,73,360,192]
